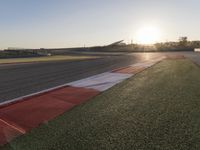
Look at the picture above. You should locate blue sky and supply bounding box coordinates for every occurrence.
[0,0,200,49]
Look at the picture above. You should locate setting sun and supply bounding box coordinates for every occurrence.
[136,26,161,44]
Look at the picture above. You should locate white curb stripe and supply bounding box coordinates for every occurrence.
[68,72,132,91]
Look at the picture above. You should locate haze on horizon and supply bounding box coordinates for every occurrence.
[0,0,200,49]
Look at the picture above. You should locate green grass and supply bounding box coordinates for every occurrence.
[0,55,97,64]
[3,59,200,150]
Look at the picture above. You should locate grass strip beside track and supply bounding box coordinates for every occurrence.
[3,59,200,150]
[0,55,97,64]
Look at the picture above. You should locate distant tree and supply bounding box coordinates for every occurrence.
[190,41,200,48]
[179,37,188,47]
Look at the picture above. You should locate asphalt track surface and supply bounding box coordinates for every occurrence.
[0,52,199,103]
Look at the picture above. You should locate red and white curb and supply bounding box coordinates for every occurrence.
[0,56,166,145]
[68,56,166,92]
[68,72,132,92]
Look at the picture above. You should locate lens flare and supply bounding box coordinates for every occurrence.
[136,26,161,44]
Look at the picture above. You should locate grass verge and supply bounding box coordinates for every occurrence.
[3,59,200,150]
[0,55,97,64]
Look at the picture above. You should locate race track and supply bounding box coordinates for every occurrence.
[0,52,199,103]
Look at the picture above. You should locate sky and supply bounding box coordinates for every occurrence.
[1,0,200,49]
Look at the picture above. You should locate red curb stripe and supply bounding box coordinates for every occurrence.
[0,96,75,132]
[0,86,71,109]
[0,86,99,145]
[0,119,25,134]
[113,66,146,74]
[112,66,130,72]
[166,55,185,59]
[0,119,22,145]
[49,87,100,104]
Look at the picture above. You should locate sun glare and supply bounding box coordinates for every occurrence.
[136,26,161,44]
